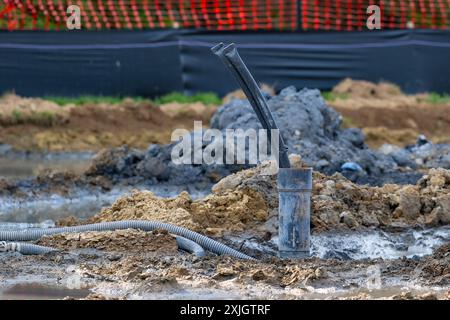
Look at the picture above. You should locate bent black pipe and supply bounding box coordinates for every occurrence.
[212,43,313,259]
[211,42,291,169]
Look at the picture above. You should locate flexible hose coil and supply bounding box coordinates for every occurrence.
[0,235,206,257]
[175,236,206,257]
[0,241,56,255]
[0,220,253,259]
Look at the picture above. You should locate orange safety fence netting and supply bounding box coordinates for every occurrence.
[0,0,297,30]
[0,0,449,31]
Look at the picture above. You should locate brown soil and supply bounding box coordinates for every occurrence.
[88,155,450,235]
[329,79,450,148]
[0,93,68,126]
[222,83,275,104]
[88,188,268,237]
[332,78,404,99]
[362,127,422,148]
[0,94,217,152]
[336,104,450,148]
[419,243,450,286]
[37,229,177,254]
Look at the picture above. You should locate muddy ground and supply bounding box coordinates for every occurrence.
[0,82,449,300]
[1,160,449,300]
[1,240,449,300]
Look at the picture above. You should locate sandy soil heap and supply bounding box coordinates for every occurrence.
[0,93,69,126]
[89,188,267,236]
[89,157,450,235]
[332,78,404,99]
[329,79,450,148]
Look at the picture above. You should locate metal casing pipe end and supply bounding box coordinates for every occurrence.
[277,168,313,259]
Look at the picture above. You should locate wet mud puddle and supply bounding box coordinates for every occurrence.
[234,226,450,260]
[0,185,209,223]
[0,152,209,223]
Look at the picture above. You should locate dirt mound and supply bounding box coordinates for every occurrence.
[83,86,450,187]
[37,229,177,254]
[328,79,450,148]
[87,158,450,234]
[89,188,268,236]
[0,93,69,126]
[88,191,199,230]
[215,160,450,231]
[0,96,215,152]
[159,102,217,119]
[362,127,419,148]
[222,84,275,104]
[89,87,398,186]
[332,78,404,99]
[335,103,450,148]
[212,86,402,178]
[362,127,420,149]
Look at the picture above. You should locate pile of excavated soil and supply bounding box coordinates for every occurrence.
[0,93,69,126]
[89,188,268,236]
[214,160,450,232]
[88,158,450,235]
[362,127,422,148]
[82,86,450,187]
[159,102,217,119]
[222,84,275,104]
[84,87,399,186]
[0,95,216,152]
[328,79,450,148]
[37,229,177,254]
[332,78,404,99]
[419,243,450,286]
[337,104,450,148]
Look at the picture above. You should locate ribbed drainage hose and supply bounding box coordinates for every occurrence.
[0,220,253,260]
[175,236,206,257]
[0,236,205,257]
[0,241,56,255]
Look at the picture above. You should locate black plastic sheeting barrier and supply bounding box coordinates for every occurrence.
[0,29,449,97]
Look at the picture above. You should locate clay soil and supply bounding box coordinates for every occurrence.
[329,79,450,148]
[0,94,217,152]
[85,156,450,236]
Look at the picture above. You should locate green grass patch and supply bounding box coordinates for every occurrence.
[153,92,222,105]
[44,92,221,107]
[341,117,356,129]
[44,95,151,106]
[321,91,348,102]
[11,110,22,122]
[34,111,56,126]
[426,93,450,105]
[3,109,60,126]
